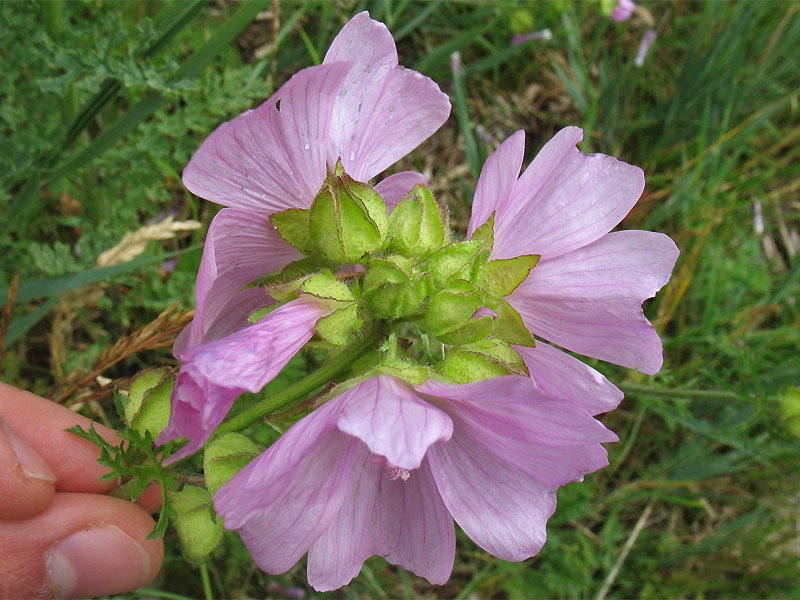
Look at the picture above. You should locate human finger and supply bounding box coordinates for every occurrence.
[0,492,164,598]
[0,416,57,520]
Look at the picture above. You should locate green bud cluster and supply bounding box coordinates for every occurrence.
[261,167,541,385]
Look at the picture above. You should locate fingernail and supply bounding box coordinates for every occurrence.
[46,525,152,598]
[0,418,57,482]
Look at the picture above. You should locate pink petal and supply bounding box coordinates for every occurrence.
[611,0,636,22]
[307,446,454,591]
[491,127,645,260]
[177,208,302,352]
[324,13,450,182]
[182,61,352,213]
[377,457,455,585]
[514,343,623,415]
[375,171,428,210]
[158,297,327,461]
[427,425,554,562]
[336,375,453,470]
[217,424,360,574]
[509,230,679,374]
[467,130,525,237]
[424,377,615,561]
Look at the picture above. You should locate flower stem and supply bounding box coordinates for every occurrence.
[620,383,745,402]
[214,325,382,436]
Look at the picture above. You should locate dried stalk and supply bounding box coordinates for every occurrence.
[0,275,20,377]
[51,302,193,405]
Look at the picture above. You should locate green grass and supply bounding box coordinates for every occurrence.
[2,0,799,598]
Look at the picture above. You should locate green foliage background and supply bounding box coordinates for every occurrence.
[1,0,799,598]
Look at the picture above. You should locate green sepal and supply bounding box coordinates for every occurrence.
[437,315,495,346]
[270,208,312,253]
[426,240,483,284]
[362,256,413,292]
[248,303,280,324]
[489,299,537,347]
[425,290,485,338]
[363,258,433,319]
[387,184,446,258]
[471,213,495,252]
[374,361,430,386]
[780,387,800,437]
[170,486,223,563]
[203,433,260,497]
[123,368,174,437]
[309,172,385,263]
[299,270,355,302]
[438,338,529,383]
[315,303,362,346]
[477,254,540,297]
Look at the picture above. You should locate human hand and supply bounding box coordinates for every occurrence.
[0,383,164,598]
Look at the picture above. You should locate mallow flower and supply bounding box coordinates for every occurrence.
[214,374,618,591]
[466,127,679,411]
[158,12,450,459]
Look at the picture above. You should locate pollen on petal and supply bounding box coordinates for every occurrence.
[388,466,411,481]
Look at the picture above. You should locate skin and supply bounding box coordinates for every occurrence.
[0,383,164,598]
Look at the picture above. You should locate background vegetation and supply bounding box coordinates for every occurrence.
[2,0,799,597]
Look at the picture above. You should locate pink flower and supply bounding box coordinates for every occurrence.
[635,29,657,67]
[161,12,450,456]
[468,127,679,404]
[215,374,617,591]
[158,297,329,462]
[175,11,450,352]
[610,0,636,22]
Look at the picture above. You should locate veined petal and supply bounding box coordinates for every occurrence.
[427,425,554,562]
[178,208,302,352]
[514,343,623,415]
[306,443,381,591]
[377,457,455,585]
[217,425,360,574]
[492,127,645,260]
[158,297,327,461]
[182,61,352,213]
[307,445,455,591]
[324,13,450,182]
[509,230,679,374]
[425,377,615,561]
[336,375,453,470]
[375,171,428,210]
[467,130,525,237]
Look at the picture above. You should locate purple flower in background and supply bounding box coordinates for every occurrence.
[160,12,450,455]
[215,375,617,591]
[611,0,636,22]
[468,127,679,403]
[635,29,657,66]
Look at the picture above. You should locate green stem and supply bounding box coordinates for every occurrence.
[214,325,382,436]
[620,383,745,402]
[199,563,213,600]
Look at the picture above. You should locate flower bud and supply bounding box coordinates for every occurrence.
[204,433,261,497]
[309,171,387,263]
[387,184,447,258]
[123,368,174,437]
[171,485,223,562]
[362,256,433,319]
